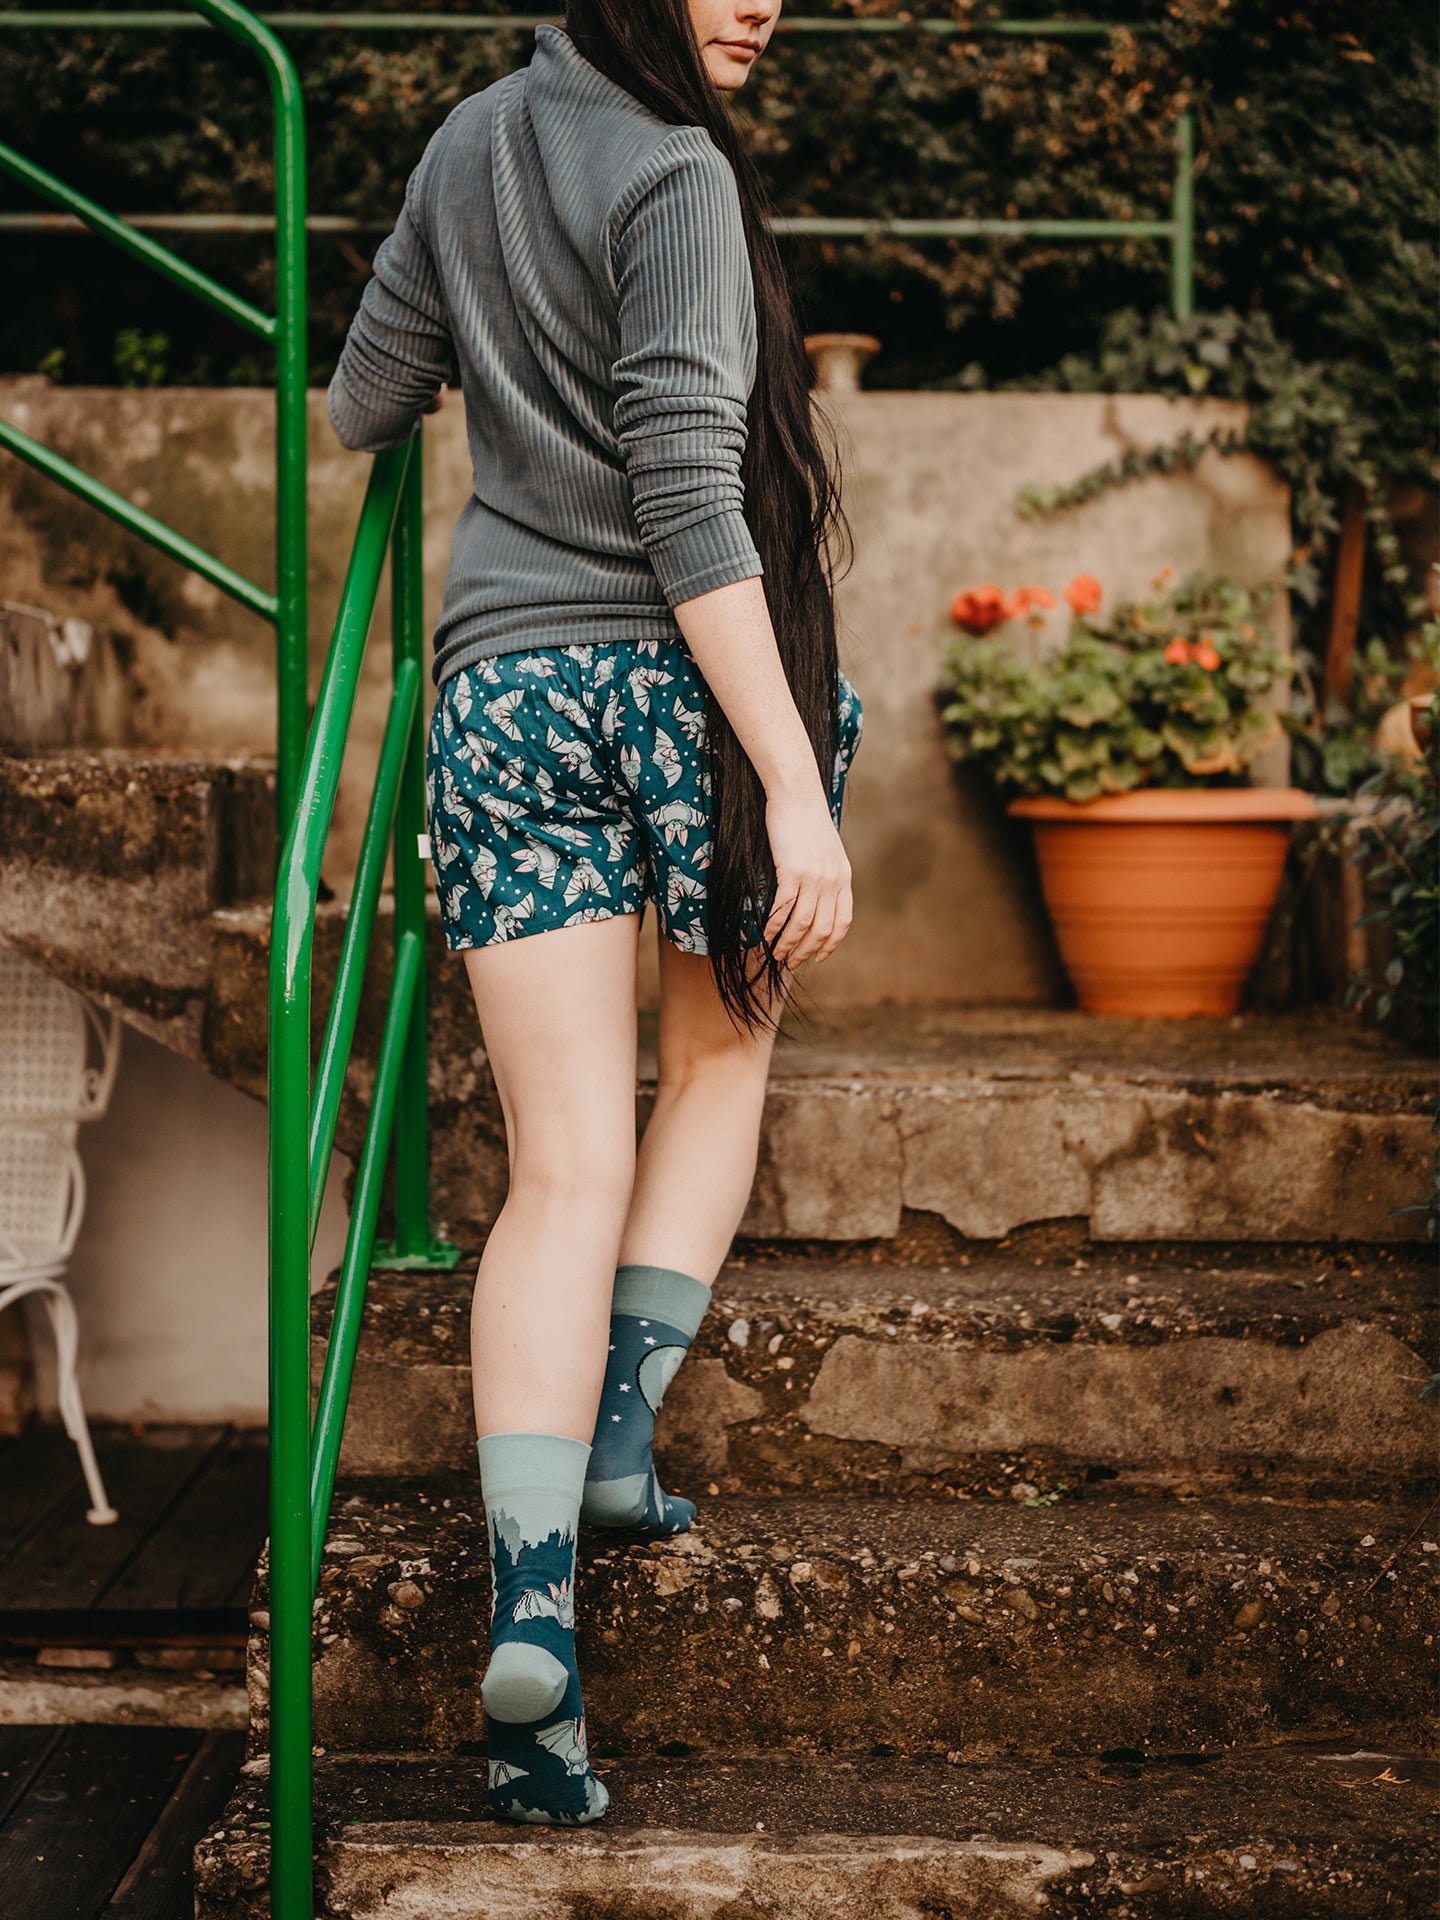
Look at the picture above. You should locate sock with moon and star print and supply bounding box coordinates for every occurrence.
[581,1263,710,1536]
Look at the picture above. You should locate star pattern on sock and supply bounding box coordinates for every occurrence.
[581,1268,707,1538]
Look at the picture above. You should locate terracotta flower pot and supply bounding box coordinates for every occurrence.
[1008,788,1318,1018]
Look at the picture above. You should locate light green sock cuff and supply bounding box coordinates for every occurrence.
[610,1264,711,1342]
[476,1431,591,1510]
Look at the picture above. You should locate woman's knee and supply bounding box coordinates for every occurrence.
[654,1030,770,1103]
[507,1131,636,1217]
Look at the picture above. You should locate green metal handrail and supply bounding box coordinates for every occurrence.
[0,0,309,821]
[267,428,457,1919]
[0,9,1196,318]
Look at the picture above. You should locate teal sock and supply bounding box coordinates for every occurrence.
[580,1263,710,1536]
[477,1431,609,1826]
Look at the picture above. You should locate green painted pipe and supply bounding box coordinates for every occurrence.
[381,416,460,1271]
[266,438,411,1920]
[1170,110,1196,321]
[0,210,1177,239]
[186,0,309,831]
[306,658,420,1246]
[174,11,310,1915]
[308,924,422,1592]
[0,416,277,617]
[0,140,274,335]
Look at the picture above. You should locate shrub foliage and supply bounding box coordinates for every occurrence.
[1,0,1431,447]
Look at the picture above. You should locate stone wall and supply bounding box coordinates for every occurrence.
[0,381,1291,1006]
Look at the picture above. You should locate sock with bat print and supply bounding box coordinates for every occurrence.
[478,1431,608,1825]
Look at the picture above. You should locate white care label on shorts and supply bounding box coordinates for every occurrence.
[417,834,433,862]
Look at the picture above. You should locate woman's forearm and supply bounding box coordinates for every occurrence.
[671,574,827,802]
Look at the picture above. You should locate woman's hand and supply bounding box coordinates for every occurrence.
[763,782,853,967]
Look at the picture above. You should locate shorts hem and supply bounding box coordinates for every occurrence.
[438,900,647,953]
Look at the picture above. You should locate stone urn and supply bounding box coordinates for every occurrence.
[803,332,881,394]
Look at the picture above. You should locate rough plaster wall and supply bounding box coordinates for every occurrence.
[24,1030,350,1425]
[0,382,1291,1008]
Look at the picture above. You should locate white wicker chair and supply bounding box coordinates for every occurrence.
[0,948,121,1524]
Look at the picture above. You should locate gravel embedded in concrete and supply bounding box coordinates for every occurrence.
[250,1488,1439,1759]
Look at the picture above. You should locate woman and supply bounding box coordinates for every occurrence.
[328,0,862,1826]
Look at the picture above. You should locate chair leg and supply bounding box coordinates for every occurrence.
[0,1277,118,1525]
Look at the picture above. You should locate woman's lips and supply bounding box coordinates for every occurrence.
[716,40,758,59]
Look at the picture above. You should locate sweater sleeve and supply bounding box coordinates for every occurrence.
[610,133,765,608]
[327,156,454,454]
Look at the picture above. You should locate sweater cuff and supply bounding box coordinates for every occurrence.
[645,506,765,609]
[326,372,415,454]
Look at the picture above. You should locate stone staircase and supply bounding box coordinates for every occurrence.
[197,1224,1437,1914]
[210,1141,1434,1914]
[3,749,1437,1914]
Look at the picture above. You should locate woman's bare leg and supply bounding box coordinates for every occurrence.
[464,911,643,1442]
[620,930,782,1282]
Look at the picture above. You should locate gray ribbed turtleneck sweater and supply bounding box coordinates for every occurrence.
[327,22,764,685]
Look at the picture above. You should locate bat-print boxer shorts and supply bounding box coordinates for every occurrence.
[424,640,863,953]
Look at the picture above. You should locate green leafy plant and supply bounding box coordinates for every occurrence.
[1009,306,1425,609]
[1004,305,1437,798]
[1287,625,1440,796]
[113,327,170,388]
[4,1,1430,428]
[1343,695,1439,1054]
[938,568,1289,803]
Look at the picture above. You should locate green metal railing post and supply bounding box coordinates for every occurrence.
[1170,110,1195,322]
[373,438,461,1273]
[266,440,414,1920]
[186,0,309,828]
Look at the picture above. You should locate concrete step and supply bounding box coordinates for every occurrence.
[195,1743,1438,1918]
[316,1249,1437,1496]
[721,1006,1437,1245]
[250,1490,1438,1759]
[0,748,274,1056]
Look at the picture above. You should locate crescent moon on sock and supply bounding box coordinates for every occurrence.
[636,1343,685,1414]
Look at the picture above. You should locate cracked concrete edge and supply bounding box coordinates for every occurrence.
[323,1318,1436,1486]
[323,1829,1085,1920]
[743,1082,1434,1243]
[801,1323,1437,1478]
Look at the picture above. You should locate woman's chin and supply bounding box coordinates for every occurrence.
[705,53,753,91]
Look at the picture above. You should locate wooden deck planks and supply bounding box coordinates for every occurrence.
[102,1431,269,1614]
[0,1427,84,1561]
[0,1425,267,1626]
[0,1724,62,1826]
[0,1725,202,1920]
[0,1433,222,1611]
[102,1729,247,1920]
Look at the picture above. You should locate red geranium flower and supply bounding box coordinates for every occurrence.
[1014,585,1057,613]
[1063,573,1103,615]
[1164,636,1223,670]
[951,584,1014,634]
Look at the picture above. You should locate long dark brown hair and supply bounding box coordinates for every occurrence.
[563,0,854,1031]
